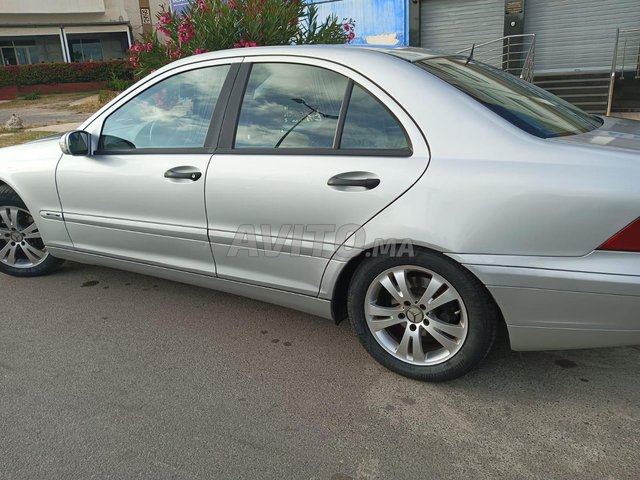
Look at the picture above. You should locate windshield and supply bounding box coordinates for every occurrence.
[417,56,603,138]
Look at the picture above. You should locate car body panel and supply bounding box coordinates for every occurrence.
[56,152,216,275]
[552,116,640,153]
[0,138,72,248]
[327,136,640,258]
[51,56,244,275]
[205,55,430,294]
[493,288,640,350]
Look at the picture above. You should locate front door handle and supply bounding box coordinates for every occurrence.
[328,172,380,190]
[164,167,202,181]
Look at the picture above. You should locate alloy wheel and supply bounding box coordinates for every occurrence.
[364,266,468,366]
[0,206,48,268]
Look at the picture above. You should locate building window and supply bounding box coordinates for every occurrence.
[0,39,40,65]
[66,32,129,62]
[0,36,63,65]
[69,39,104,62]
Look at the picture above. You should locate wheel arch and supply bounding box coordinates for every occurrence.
[329,242,509,343]
[0,178,23,200]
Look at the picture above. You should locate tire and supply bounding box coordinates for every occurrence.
[0,185,64,277]
[347,249,498,382]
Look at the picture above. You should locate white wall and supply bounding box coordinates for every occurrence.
[0,0,105,14]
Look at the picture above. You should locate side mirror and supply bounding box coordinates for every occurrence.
[59,130,91,156]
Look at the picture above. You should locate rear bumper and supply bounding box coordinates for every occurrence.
[451,251,640,351]
[488,286,640,350]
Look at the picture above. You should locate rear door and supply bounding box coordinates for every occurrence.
[205,57,430,294]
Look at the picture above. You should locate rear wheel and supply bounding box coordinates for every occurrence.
[348,250,498,381]
[0,186,64,277]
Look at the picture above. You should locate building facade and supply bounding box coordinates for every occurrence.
[413,0,640,74]
[1,0,638,77]
[0,0,163,65]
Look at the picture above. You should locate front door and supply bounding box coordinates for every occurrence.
[57,60,237,275]
[206,58,430,294]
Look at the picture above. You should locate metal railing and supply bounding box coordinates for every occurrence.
[607,27,640,115]
[456,34,536,83]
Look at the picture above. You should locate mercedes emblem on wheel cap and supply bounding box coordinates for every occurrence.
[406,306,424,323]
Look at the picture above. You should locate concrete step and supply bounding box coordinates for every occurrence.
[534,73,610,114]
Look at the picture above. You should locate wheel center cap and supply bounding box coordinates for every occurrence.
[406,306,424,323]
[10,232,23,242]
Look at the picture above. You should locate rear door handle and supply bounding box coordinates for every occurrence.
[328,172,380,190]
[164,167,202,181]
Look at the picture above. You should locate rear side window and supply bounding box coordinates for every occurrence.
[340,84,409,149]
[233,62,411,154]
[235,63,348,148]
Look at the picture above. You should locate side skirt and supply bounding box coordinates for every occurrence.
[48,247,333,320]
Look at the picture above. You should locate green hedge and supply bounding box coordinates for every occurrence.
[0,61,133,88]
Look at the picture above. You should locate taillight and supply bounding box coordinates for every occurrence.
[598,217,640,252]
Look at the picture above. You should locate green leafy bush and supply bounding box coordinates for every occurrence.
[23,91,40,100]
[98,89,119,105]
[129,0,355,77]
[106,70,132,91]
[0,60,133,88]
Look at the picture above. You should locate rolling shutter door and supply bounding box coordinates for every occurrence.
[420,0,504,53]
[524,0,640,73]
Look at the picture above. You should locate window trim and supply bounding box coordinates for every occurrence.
[220,60,413,156]
[217,62,252,150]
[95,62,240,156]
[333,79,353,149]
[214,147,413,157]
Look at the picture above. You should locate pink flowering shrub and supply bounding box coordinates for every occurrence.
[129,0,355,77]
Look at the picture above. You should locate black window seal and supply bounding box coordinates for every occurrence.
[96,62,238,155]
[205,62,242,149]
[333,79,353,149]
[93,147,215,156]
[214,147,412,157]
[217,62,253,150]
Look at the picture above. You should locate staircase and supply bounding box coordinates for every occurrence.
[453,32,628,115]
[533,73,610,114]
[608,27,640,114]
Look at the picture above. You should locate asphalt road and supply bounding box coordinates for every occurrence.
[1,262,639,479]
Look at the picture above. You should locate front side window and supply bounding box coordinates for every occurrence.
[234,63,348,149]
[100,65,230,151]
[417,56,602,138]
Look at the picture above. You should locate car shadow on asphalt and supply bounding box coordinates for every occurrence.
[47,261,640,395]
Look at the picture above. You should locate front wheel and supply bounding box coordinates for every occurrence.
[348,250,499,382]
[0,186,64,277]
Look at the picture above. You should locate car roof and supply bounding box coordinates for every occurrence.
[168,45,446,70]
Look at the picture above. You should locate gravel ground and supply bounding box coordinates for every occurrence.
[1,262,639,479]
[0,93,94,129]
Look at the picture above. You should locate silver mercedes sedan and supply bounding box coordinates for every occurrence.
[1,46,639,381]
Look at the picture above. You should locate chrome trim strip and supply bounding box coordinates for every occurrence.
[508,324,640,351]
[39,210,63,220]
[63,212,209,242]
[208,228,338,259]
[467,264,640,297]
